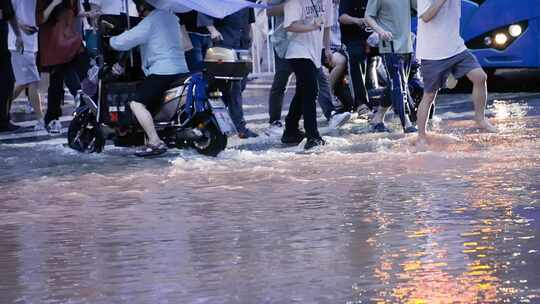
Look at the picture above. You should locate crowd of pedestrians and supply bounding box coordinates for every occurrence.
[0,0,497,150]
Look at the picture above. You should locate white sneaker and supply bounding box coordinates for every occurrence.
[34,119,46,131]
[328,111,351,129]
[47,120,62,134]
[264,121,284,137]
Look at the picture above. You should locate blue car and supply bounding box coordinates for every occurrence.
[412,0,540,73]
[461,0,540,73]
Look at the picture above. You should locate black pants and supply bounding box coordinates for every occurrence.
[44,57,82,125]
[345,40,370,110]
[285,58,321,140]
[0,23,15,128]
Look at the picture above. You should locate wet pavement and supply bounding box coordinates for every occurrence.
[0,83,539,303]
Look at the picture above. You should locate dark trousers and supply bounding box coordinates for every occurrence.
[285,58,321,140]
[185,33,212,73]
[382,53,412,128]
[344,40,370,110]
[0,23,15,128]
[268,51,334,124]
[44,58,82,125]
[219,78,247,132]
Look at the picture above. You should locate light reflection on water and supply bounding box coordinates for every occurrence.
[0,99,539,304]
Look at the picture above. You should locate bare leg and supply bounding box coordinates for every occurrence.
[467,68,497,132]
[329,52,347,90]
[417,91,438,139]
[129,101,162,146]
[12,85,26,101]
[28,82,43,120]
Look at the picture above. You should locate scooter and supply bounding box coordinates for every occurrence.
[67,15,250,157]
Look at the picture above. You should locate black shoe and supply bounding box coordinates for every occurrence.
[404,126,418,133]
[371,123,391,133]
[281,129,305,145]
[238,128,259,139]
[0,122,21,133]
[304,137,326,150]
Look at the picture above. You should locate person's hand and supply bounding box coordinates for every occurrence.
[325,49,334,67]
[355,18,367,27]
[15,36,24,53]
[19,23,38,35]
[313,16,324,31]
[379,30,393,41]
[209,28,223,41]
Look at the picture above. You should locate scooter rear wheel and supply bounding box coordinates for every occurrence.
[67,110,105,153]
[192,121,227,157]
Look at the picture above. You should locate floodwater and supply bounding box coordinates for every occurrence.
[0,94,539,304]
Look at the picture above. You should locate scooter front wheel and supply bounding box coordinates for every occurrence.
[192,120,227,157]
[67,110,105,153]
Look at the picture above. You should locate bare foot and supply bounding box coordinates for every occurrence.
[416,135,429,152]
[475,119,498,133]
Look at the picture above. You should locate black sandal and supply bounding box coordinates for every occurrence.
[134,142,167,157]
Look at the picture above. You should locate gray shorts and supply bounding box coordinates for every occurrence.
[421,50,481,93]
[10,51,40,86]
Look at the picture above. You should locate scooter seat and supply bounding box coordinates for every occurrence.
[169,74,191,89]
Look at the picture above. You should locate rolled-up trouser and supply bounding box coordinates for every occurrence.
[381,53,412,128]
[268,52,335,124]
[285,58,321,140]
[0,23,15,128]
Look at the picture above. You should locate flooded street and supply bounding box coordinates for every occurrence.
[1,93,539,303]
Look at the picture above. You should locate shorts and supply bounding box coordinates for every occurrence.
[421,50,481,93]
[132,74,184,114]
[10,51,40,86]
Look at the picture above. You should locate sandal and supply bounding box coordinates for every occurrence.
[134,142,167,157]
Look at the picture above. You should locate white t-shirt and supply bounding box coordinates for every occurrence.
[8,0,38,53]
[284,0,333,68]
[90,0,138,16]
[417,0,467,60]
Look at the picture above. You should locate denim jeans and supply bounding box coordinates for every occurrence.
[382,53,413,128]
[285,58,321,140]
[268,52,335,124]
[185,33,212,73]
[0,23,15,127]
[344,40,370,110]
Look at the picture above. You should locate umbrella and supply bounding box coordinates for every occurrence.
[146,0,267,19]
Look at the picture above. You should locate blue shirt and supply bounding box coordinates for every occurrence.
[110,9,188,76]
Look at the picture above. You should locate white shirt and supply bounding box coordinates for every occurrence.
[284,0,333,68]
[8,0,38,53]
[417,0,467,60]
[90,0,138,16]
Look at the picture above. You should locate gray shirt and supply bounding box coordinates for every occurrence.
[365,0,417,54]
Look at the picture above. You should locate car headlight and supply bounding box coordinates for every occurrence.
[466,21,528,50]
[508,24,522,37]
[494,33,508,46]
